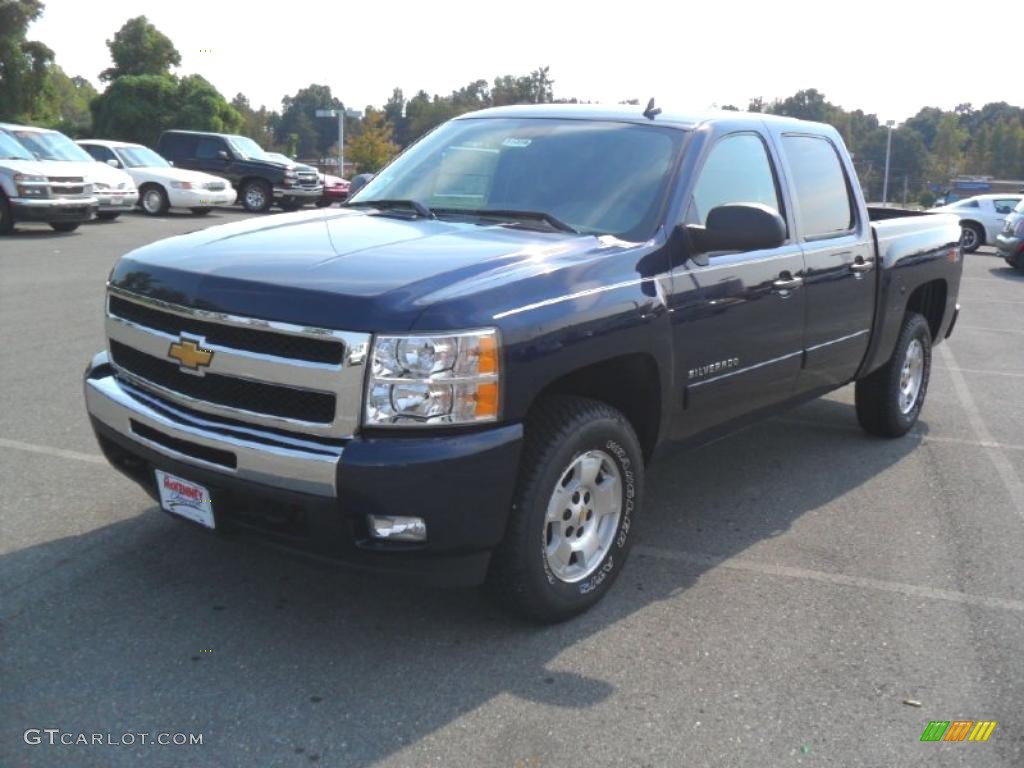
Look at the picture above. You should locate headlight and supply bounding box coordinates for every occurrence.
[14,173,47,183]
[170,181,194,189]
[93,182,110,190]
[365,329,500,427]
[13,173,49,198]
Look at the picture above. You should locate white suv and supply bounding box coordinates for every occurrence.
[2,123,137,221]
[79,140,236,216]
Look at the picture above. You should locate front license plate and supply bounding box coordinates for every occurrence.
[155,470,215,529]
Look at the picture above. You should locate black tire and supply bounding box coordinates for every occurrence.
[49,221,80,233]
[855,312,932,438]
[96,212,121,221]
[960,222,983,253]
[314,199,333,208]
[0,192,13,234]
[190,207,212,216]
[487,395,644,623]
[240,179,272,213]
[139,184,169,216]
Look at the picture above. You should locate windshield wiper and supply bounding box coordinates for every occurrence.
[433,208,579,234]
[346,198,435,219]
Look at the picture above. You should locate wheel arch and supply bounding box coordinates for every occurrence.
[905,278,948,341]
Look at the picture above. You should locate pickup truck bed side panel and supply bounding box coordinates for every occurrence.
[857,213,962,378]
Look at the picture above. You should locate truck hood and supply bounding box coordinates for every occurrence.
[0,159,93,179]
[109,208,640,332]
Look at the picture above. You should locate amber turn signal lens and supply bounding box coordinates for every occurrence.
[475,381,499,419]
[477,334,498,375]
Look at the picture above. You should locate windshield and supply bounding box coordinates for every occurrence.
[265,152,291,165]
[0,131,35,160]
[12,129,93,162]
[118,146,170,168]
[227,135,271,161]
[351,118,686,241]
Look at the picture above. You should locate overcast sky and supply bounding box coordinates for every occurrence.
[29,0,1008,122]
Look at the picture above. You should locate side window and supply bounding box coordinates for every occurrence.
[688,133,783,226]
[162,134,191,160]
[196,137,225,160]
[82,145,108,162]
[993,198,1019,214]
[781,135,855,239]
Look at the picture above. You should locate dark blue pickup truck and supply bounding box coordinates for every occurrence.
[84,105,962,621]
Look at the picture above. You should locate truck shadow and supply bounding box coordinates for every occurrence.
[1,396,921,767]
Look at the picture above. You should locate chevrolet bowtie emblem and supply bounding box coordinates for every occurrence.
[168,336,214,373]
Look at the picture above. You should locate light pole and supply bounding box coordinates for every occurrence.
[882,120,896,205]
[316,107,362,176]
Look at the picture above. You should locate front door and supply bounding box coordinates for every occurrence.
[668,131,806,440]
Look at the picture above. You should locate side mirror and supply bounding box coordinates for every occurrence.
[685,203,786,263]
[347,173,375,198]
[217,149,230,161]
[105,158,121,168]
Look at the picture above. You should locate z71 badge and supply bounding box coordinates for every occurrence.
[688,358,740,380]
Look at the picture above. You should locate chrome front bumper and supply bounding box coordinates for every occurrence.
[84,353,342,497]
[274,186,323,199]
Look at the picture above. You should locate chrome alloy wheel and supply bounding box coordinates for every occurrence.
[244,185,266,210]
[142,189,164,214]
[543,449,622,583]
[960,226,978,251]
[899,338,925,414]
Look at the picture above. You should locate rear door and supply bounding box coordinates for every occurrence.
[778,133,875,392]
[668,130,807,439]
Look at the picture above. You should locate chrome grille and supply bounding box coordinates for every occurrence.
[203,181,227,191]
[105,288,370,439]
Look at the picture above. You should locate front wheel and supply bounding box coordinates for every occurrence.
[0,192,13,234]
[140,185,169,216]
[487,395,643,622]
[49,221,80,233]
[240,180,272,213]
[855,312,932,437]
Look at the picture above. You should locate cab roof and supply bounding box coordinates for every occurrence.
[455,103,826,131]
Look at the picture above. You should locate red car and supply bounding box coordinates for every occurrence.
[316,173,350,207]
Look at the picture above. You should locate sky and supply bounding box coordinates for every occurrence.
[28,0,1012,123]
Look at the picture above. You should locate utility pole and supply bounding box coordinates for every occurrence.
[882,120,896,205]
[316,107,362,177]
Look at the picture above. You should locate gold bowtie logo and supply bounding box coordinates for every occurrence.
[168,337,214,372]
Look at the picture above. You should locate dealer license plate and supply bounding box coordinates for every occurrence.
[155,470,215,529]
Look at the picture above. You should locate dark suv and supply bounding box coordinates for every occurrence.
[156,130,322,213]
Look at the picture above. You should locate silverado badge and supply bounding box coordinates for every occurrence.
[168,335,214,374]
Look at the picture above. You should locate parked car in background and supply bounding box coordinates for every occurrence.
[995,198,1024,270]
[78,140,236,216]
[0,128,97,233]
[932,193,1024,253]
[317,172,350,207]
[2,124,137,220]
[156,131,321,213]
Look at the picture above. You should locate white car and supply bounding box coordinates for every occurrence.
[932,193,1024,253]
[78,140,237,216]
[1,123,137,220]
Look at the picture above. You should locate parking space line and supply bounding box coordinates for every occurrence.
[934,365,1024,379]
[634,545,1024,614]
[955,325,1024,336]
[0,437,106,465]
[940,344,1024,521]
[775,418,1024,452]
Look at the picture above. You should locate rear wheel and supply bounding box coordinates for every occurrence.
[487,395,643,622]
[240,180,272,213]
[96,211,121,221]
[140,185,169,216]
[960,222,983,253]
[49,221,80,233]
[855,312,932,437]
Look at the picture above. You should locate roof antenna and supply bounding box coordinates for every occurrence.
[643,98,661,120]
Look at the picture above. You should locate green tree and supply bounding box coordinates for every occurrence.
[346,108,398,173]
[930,114,967,181]
[277,84,346,157]
[0,0,54,121]
[100,16,180,81]
[31,66,97,135]
[232,93,278,148]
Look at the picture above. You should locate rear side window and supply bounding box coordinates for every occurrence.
[993,198,1020,214]
[161,133,195,160]
[782,135,855,239]
[688,133,783,226]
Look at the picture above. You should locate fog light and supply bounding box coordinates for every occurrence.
[368,515,427,542]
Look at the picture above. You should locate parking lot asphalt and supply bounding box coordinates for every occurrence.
[2,210,1023,767]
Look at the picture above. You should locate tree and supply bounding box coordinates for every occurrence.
[100,16,180,82]
[31,66,97,135]
[90,74,239,146]
[277,84,346,157]
[0,0,54,121]
[930,114,967,181]
[346,108,398,173]
[232,93,278,147]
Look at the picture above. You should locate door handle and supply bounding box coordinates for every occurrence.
[850,258,875,273]
[772,275,804,291]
